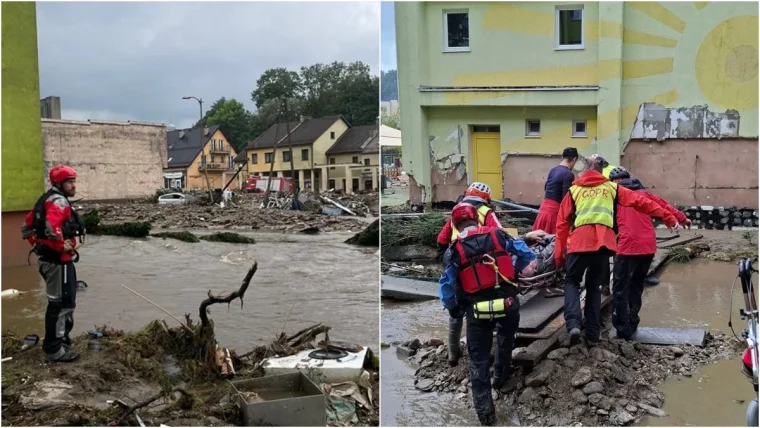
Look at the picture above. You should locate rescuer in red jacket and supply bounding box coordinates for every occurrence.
[607,166,691,339]
[436,182,502,256]
[21,165,85,363]
[554,158,680,346]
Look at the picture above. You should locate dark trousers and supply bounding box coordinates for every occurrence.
[612,254,654,337]
[40,261,77,358]
[466,301,520,426]
[564,250,609,341]
[448,315,463,362]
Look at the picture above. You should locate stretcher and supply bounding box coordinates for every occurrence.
[517,269,563,295]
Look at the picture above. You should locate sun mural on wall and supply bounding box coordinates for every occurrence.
[444,2,758,139]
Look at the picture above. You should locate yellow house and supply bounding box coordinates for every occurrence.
[164,125,239,191]
[246,115,350,191]
[324,124,380,192]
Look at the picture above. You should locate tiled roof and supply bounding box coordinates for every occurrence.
[325,124,379,155]
[166,125,220,168]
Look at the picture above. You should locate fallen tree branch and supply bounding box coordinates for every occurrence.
[199,261,258,327]
[108,388,195,426]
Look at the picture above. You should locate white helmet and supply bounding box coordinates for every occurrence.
[466,182,492,200]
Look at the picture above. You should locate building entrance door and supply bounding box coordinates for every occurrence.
[471,131,503,200]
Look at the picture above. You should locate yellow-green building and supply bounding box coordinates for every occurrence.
[395,1,758,205]
[2,2,46,267]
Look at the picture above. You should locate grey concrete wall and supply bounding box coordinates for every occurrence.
[42,119,167,200]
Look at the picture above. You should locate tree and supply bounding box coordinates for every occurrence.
[205,98,252,152]
[251,68,302,109]
[381,69,398,101]
[381,107,400,129]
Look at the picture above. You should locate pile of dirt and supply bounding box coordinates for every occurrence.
[402,332,743,426]
[77,202,370,233]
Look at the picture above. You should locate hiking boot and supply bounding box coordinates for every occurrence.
[478,412,497,426]
[45,349,80,363]
[569,328,582,346]
[644,276,659,286]
[584,337,600,347]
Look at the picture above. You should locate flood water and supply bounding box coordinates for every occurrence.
[1,231,379,350]
[381,259,757,427]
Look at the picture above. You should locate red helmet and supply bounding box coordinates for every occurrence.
[49,165,77,185]
[451,203,478,227]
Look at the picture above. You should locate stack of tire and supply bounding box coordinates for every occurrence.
[652,206,758,230]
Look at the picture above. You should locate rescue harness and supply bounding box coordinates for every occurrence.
[27,189,85,265]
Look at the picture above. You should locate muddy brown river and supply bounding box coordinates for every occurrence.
[2,231,379,350]
[381,259,757,426]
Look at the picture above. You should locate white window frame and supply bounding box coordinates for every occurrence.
[555,5,585,51]
[572,120,588,138]
[525,120,541,138]
[442,9,471,53]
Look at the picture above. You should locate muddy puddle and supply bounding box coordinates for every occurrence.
[381,259,756,426]
[2,231,379,349]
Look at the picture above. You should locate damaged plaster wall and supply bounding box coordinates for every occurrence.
[428,124,469,202]
[626,103,742,147]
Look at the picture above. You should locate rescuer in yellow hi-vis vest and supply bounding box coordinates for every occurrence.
[585,154,617,295]
[553,156,680,347]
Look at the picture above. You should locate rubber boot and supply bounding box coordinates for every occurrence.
[448,316,463,366]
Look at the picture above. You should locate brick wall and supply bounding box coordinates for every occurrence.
[42,119,167,200]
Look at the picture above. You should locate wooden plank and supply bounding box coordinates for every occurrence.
[656,233,703,249]
[648,249,671,276]
[518,289,565,332]
[609,327,707,347]
[656,232,680,242]
[381,275,438,301]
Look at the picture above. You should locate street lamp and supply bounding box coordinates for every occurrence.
[182,95,212,202]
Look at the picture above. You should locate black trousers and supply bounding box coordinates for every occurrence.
[564,250,610,341]
[612,254,654,337]
[39,261,77,358]
[466,300,520,426]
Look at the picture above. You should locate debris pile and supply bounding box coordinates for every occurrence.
[1,262,379,427]
[401,332,742,426]
[78,202,370,233]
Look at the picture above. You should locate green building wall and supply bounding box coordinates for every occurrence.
[396,1,759,201]
[2,1,44,212]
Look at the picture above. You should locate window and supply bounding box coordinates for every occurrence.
[228,156,233,169]
[252,153,258,164]
[364,158,370,166]
[472,126,500,133]
[352,156,359,164]
[201,155,207,167]
[443,10,470,52]
[556,5,584,49]
[210,155,215,164]
[328,179,336,189]
[525,120,541,137]
[301,149,309,161]
[265,152,273,163]
[330,132,336,139]
[572,120,588,137]
[283,150,292,162]
[329,157,336,170]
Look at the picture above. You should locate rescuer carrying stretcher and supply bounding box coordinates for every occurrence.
[438,204,543,426]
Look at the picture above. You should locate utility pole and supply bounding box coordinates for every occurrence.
[283,99,298,202]
[262,115,282,206]
[183,96,213,203]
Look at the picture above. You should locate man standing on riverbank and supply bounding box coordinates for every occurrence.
[21,165,84,363]
[554,157,680,346]
[533,147,578,234]
[439,204,541,426]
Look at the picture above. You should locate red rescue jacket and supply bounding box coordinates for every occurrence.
[616,180,687,256]
[453,226,516,294]
[22,188,79,263]
[555,171,678,262]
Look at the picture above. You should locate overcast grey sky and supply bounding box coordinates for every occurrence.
[37,1,379,129]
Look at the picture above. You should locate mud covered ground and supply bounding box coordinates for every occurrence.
[77,199,374,233]
[1,323,379,427]
[400,331,743,427]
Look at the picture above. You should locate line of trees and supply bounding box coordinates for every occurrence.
[194,61,379,152]
[381,69,398,101]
